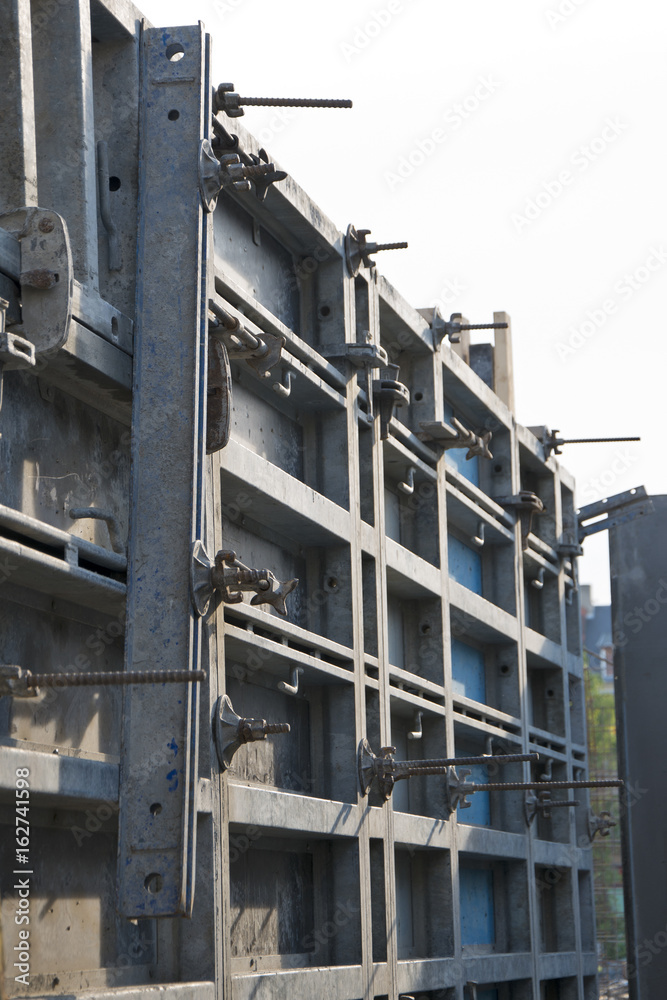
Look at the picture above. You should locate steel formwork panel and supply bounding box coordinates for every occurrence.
[0,2,598,999]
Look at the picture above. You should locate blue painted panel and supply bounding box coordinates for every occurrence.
[451,638,486,703]
[448,534,483,595]
[456,761,490,826]
[444,402,479,486]
[460,867,495,945]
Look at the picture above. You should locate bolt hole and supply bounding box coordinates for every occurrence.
[326,577,339,591]
[319,304,331,317]
[167,109,180,121]
[546,688,555,698]
[500,664,510,675]
[414,391,423,402]
[150,802,162,816]
[111,316,119,343]
[144,873,163,894]
[420,622,431,635]
[109,176,121,191]
[165,42,185,61]
[494,464,503,474]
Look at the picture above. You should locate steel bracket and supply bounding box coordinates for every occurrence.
[372,364,410,440]
[495,491,545,548]
[0,207,72,358]
[578,486,654,540]
[321,342,389,369]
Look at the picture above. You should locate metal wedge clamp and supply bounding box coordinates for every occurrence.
[444,769,623,816]
[588,809,617,841]
[524,789,579,826]
[345,225,408,277]
[214,694,290,770]
[190,541,298,617]
[429,310,509,346]
[357,739,539,801]
[495,491,545,548]
[419,417,493,460]
[199,140,277,212]
[372,364,410,440]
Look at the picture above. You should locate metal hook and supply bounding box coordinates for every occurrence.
[471,521,485,549]
[278,666,303,696]
[407,710,423,741]
[273,369,294,397]
[397,466,416,496]
[531,566,545,590]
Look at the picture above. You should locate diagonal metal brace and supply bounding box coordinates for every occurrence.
[419,417,493,460]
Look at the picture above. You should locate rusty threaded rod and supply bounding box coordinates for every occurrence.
[239,163,275,180]
[402,753,538,770]
[237,97,352,109]
[555,437,640,445]
[458,779,623,793]
[27,669,206,688]
[369,241,409,253]
[459,322,509,331]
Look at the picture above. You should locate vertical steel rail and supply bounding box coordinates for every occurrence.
[0,0,38,213]
[117,22,211,917]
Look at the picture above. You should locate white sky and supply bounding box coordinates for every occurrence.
[142,0,667,604]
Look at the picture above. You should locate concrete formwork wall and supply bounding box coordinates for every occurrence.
[0,2,598,999]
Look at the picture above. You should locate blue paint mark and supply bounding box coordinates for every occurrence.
[168,738,178,756]
[451,638,486,702]
[460,867,495,945]
[166,769,178,792]
[457,761,490,826]
[444,403,479,485]
[448,534,483,594]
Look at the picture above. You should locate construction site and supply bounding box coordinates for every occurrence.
[0,3,663,1000]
